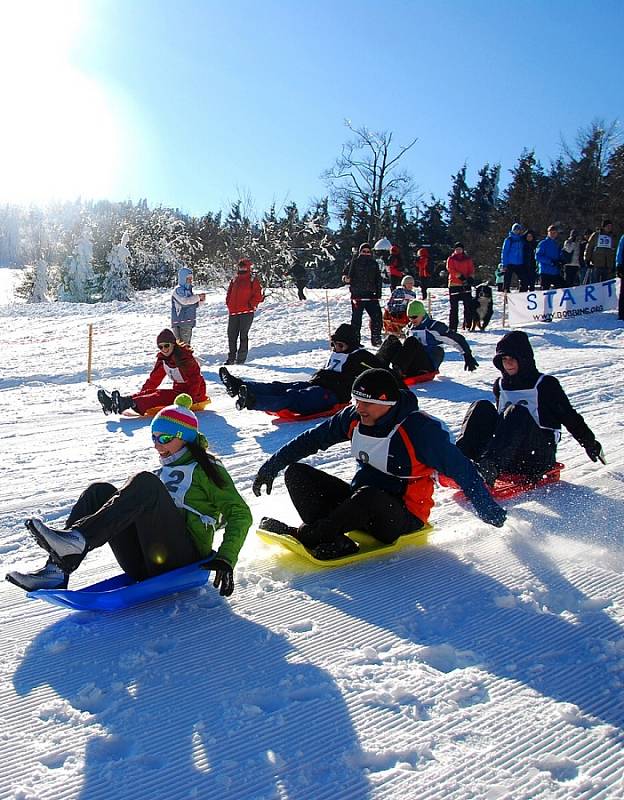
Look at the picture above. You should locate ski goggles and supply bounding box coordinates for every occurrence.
[152,432,178,444]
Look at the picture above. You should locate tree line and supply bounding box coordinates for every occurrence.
[2,119,622,301]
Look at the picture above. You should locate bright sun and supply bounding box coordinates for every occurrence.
[0,0,122,205]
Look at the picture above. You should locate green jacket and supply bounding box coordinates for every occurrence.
[162,444,252,567]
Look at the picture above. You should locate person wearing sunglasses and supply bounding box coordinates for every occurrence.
[219,323,386,414]
[7,394,252,595]
[342,242,384,348]
[97,328,208,415]
[377,300,479,378]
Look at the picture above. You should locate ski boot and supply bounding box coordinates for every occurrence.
[219,367,243,398]
[111,390,137,414]
[235,385,255,410]
[97,389,114,415]
[25,518,87,573]
[6,559,68,591]
[259,517,299,538]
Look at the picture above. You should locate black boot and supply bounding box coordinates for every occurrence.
[235,385,256,410]
[312,535,359,560]
[260,517,298,537]
[219,367,243,398]
[97,389,114,415]
[111,390,137,414]
[376,335,403,368]
[477,457,499,488]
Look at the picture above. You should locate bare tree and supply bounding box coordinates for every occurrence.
[323,121,418,242]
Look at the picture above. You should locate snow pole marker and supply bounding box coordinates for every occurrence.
[427,292,432,316]
[502,292,508,328]
[325,289,331,340]
[87,323,93,383]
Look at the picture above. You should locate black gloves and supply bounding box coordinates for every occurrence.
[202,558,234,597]
[480,504,507,528]
[464,353,479,372]
[585,440,606,464]
[253,462,277,496]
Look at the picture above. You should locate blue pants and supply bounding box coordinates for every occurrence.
[246,380,338,414]
[350,298,382,344]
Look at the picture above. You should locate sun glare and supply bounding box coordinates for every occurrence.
[0,0,122,205]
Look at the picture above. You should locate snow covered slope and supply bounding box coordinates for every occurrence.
[1,280,623,799]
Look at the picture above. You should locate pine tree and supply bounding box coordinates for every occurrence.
[103,232,133,301]
[58,231,96,302]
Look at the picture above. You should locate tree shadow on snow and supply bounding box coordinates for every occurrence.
[13,592,371,800]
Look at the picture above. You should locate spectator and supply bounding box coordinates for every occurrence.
[578,228,593,284]
[501,223,528,292]
[446,242,475,332]
[562,229,582,287]
[535,225,563,290]
[495,263,504,292]
[523,229,538,291]
[225,258,263,365]
[585,220,616,284]
[344,242,383,347]
[616,234,624,321]
[290,259,307,301]
[387,244,405,290]
[414,246,431,299]
[171,267,206,344]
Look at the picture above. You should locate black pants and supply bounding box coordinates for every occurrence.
[284,463,422,546]
[540,274,562,290]
[503,264,528,293]
[418,277,428,299]
[377,335,438,375]
[295,280,306,300]
[456,401,556,479]
[350,298,382,344]
[563,265,579,287]
[227,312,255,364]
[67,473,199,580]
[618,276,624,320]
[448,286,473,331]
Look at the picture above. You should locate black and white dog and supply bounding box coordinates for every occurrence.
[469,283,494,331]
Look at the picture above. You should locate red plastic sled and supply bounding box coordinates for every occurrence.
[265,403,349,422]
[439,462,564,500]
[404,371,438,385]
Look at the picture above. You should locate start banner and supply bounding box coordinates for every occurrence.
[507,280,618,326]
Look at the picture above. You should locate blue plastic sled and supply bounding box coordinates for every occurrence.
[27,559,212,612]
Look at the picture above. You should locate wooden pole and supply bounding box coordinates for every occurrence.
[325,289,331,340]
[427,292,432,316]
[87,323,93,383]
[502,292,508,328]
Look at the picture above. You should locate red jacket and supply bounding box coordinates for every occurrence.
[138,347,206,401]
[446,253,474,287]
[226,272,263,314]
[388,247,404,279]
[415,249,431,278]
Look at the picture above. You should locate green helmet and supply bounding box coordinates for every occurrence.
[406,300,427,319]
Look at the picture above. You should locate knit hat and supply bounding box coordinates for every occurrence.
[157,328,177,345]
[390,244,400,254]
[406,299,427,318]
[330,323,360,348]
[238,258,252,271]
[454,241,464,249]
[352,368,401,406]
[359,242,372,252]
[511,223,525,235]
[151,394,198,443]
[401,274,415,287]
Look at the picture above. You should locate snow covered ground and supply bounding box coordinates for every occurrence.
[1,273,623,800]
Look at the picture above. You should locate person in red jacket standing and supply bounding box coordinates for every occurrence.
[97,329,208,415]
[446,242,475,332]
[415,246,431,299]
[225,258,264,365]
[387,244,405,289]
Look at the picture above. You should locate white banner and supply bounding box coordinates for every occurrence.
[507,280,618,326]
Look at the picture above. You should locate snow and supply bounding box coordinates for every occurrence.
[1,275,624,799]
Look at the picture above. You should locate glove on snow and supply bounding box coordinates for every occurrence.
[463,353,479,372]
[202,558,234,597]
[585,440,606,464]
[252,462,277,496]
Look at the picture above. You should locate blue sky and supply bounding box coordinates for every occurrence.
[1,0,623,217]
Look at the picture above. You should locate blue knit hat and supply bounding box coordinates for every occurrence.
[151,394,198,442]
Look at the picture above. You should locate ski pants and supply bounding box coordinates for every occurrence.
[227,312,254,364]
[448,286,473,331]
[377,335,441,375]
[456,400,556,479]
[284,463,423,546]
[172,324,194,345]
[67,472,200,580]
[133,383,207,415]
[503,264,528,293]
[350,298,382,345]
[245,380,338,414]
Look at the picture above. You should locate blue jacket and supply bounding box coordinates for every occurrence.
[616,235,624,269]
[406,315,471,370]
[263,390,505,526]
[535,237,562,276]
[171,267,201,326]
[501,232,525,267]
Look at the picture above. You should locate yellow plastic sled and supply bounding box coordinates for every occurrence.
[121,398,211,418]
[256,525,433,567]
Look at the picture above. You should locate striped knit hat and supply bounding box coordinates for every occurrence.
[151,394,198,442]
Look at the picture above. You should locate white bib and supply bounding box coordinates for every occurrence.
[164,362,185,383]
[596,234,613,249]
[155,464,216,527]
[497,376,560,441]
[324,351,349,372]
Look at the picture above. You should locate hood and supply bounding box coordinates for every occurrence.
[507,231,524,242]
[177,267,192,288]
[331,323,360,349]
[493,331,539,382]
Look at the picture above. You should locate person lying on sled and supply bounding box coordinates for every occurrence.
[253,368,506,560]
[219,323,385,415]
[455,330,604,486]
[6,395,251,596]
[97,329,208,416]
[377,300,479,378]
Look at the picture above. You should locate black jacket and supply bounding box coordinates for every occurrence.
[347,255,383,299]
[310,348,386,402]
